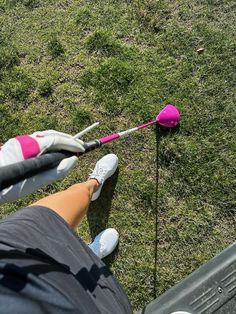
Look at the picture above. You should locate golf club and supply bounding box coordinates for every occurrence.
[0,104,180,190]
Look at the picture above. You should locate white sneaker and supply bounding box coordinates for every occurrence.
[88,228,119,259]
[89,153,118,201]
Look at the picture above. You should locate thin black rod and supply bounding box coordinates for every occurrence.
[153,125,161,298]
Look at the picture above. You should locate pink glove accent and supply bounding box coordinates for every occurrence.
[16,135,40,160]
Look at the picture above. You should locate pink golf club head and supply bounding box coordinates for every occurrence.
[156,104,180,128]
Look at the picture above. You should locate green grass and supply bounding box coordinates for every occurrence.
[0,0,235,311]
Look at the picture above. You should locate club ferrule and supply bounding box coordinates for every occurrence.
[83,139,102,152]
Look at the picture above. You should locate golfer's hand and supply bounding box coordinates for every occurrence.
[0,130,85,204]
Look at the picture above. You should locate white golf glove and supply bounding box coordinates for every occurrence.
[0,130,85,204]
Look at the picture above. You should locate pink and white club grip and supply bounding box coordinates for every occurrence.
[99,133,120,144]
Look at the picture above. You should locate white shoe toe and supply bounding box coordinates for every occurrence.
[88,228,119,259]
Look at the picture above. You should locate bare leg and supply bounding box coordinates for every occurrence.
[31,179,99,230]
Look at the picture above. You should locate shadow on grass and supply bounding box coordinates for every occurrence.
[87,168,119,266]
[103,242,120,269]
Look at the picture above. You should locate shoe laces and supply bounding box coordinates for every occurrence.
[90,164,108,184]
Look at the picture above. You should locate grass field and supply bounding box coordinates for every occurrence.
[0,0,235,311]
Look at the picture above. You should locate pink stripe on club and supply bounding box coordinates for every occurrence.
[100,133,120,144]
[99,105,180,144]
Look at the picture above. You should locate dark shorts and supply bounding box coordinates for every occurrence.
[0,206,132,314]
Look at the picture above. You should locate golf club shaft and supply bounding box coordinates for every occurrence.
[99,119,157,143]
